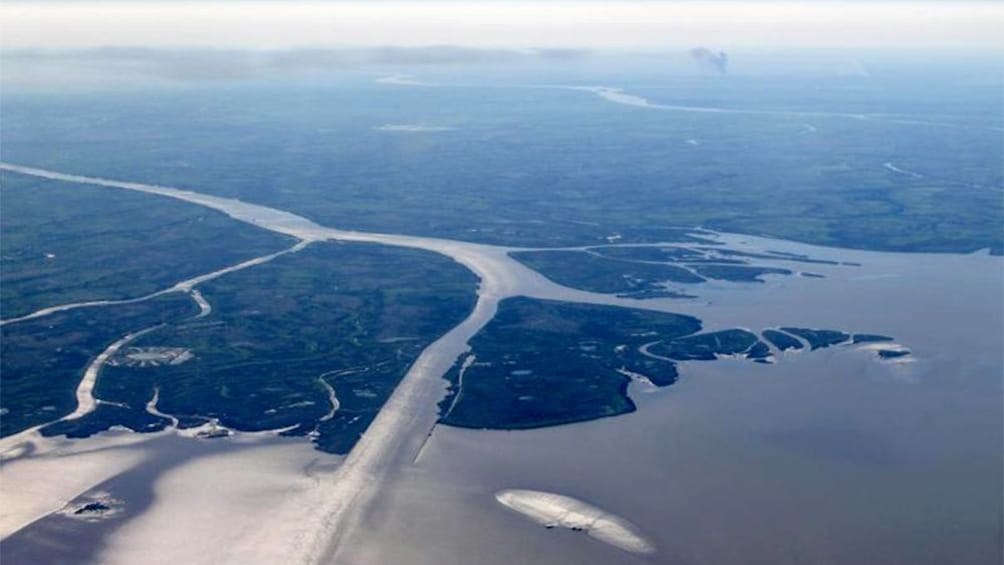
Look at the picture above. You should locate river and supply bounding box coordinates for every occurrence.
[0,162,999,564]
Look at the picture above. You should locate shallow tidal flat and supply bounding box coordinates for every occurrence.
[1,223,999,565]
[334,237,1003,565]
[0,429,338,565]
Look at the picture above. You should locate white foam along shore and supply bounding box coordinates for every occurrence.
[0,162,718,562]
[495,489,656,554]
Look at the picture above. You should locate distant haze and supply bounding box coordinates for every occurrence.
[2,1,1002,51]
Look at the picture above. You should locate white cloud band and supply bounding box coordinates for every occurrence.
[2,1,1002,51]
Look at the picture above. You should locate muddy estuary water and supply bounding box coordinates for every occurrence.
[336,238,1002,565]
[1,163,1000,564]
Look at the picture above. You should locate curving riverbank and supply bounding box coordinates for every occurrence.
[3,161,997,565]
[0,161,700,561]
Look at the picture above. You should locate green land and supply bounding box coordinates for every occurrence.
[509,243,810,298]
[3,75,999,254]
[1,293,197,436]
[439,298,903,430]
[762,329,805,351]
[65,242,477,454]
[0,174,294,319]
[438,298,701,429]
[511,250,704,296]
[647,329,766,361]
[780,327,852,350]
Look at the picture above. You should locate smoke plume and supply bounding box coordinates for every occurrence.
[689,47,728,74]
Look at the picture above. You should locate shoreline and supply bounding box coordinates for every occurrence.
[1,162,1001,563]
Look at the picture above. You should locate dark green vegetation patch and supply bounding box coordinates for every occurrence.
[440,299,906,430]
[706,248,840,266]
[853,333,894,344]
[511,250,704,296]
[688,264,792,283]
[42,403,174,439]
[509,241,824,298]
[438,298,700,429]
[780,327,852,350]
[590,245,710,263]
[3,75,999,253]
[1,293,197,436]
[647,329,766,361]
[746,341,773,363]
[1,174,294,319]
[762,329,805,351]
[84,242,477,454]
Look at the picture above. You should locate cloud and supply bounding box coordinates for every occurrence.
[2,2,1001,51]
[0,46,592,87]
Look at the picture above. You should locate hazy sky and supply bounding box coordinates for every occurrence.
[2,1,1001,51]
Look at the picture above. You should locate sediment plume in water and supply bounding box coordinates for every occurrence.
[495,489,656,554]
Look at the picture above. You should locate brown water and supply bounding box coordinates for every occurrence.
[1,162,1000,564]
[337,238,1003,565]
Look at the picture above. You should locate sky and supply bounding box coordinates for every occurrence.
[2,1,1002,51]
